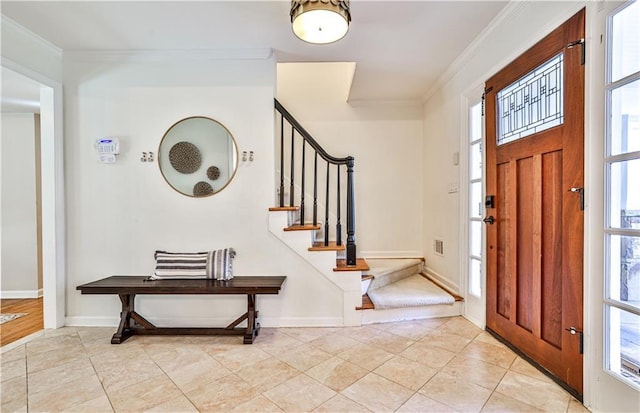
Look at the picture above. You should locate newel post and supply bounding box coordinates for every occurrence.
[346,156,357,265]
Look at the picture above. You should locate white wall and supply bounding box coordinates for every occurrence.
[1,113,40,296]
[277,63,424,258]
[64,55,344,327]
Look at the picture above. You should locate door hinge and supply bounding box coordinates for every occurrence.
[482,86,493,116]
[566,327,584,354]
[567,38,585,65]
[569,187,584,210]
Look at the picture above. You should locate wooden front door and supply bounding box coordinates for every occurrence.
[484,9,585,396]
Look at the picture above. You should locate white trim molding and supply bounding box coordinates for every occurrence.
[65,316,345,329]
[0,15,63,57]
[63,48,274,62]
[1,290,41,299]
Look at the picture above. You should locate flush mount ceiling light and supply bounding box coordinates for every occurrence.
[291,0,351,44]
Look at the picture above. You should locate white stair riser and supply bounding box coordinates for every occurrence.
[361,278,372,295]
[268,210,363,326]
[361,301,463,324]
[368,263,422,290]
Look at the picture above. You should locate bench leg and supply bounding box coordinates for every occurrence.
[244,294,260,344]
[111,294,158,344]
[112,294,135,344]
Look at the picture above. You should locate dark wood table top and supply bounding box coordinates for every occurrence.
[77,275,286,295]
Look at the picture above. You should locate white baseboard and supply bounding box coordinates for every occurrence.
[65,316,345,328]
[463,313,484,330]
[1,290,41,299]
[65,316,119,327]
[267,317,345,327]
[360,251,423,259]
[422,266,460,294]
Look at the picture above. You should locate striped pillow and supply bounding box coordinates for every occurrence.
[152,251,209,279]
[150,248,236,280]
[208,248,236,280]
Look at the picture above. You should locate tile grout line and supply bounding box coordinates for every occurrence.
[81,332,117,413]
[477,350,515,413]
[22,343,30,413]
[137,340,201,412]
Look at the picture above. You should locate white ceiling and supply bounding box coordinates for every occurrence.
[1,0,508,103]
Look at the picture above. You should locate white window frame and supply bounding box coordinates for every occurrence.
[604,0,640,390]
[461,86,486,327]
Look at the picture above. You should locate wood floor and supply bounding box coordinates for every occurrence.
[1,297,43,346]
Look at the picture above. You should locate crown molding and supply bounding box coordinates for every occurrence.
[422,0,589,103]
[1,15,63,57]
[421,0,528,102]
[62,48,274,62]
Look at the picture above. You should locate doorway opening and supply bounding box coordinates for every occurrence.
[1,62,65,339]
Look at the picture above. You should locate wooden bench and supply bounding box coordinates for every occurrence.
[76,275,286,344]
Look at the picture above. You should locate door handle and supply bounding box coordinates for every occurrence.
[483,216,495,225]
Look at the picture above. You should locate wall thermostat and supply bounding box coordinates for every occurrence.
[95,138,120,163]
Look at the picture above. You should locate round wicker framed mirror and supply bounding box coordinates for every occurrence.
[158,116,238,197]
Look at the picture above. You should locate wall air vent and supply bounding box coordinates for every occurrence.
[434,239,444,256]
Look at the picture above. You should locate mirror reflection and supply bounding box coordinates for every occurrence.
[158,117,238,197]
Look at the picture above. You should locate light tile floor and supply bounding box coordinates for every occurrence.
[1,316,590,412]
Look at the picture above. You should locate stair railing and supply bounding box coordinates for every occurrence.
[274,98,357,266]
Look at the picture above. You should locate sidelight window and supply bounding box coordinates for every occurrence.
[605,0,640,389]
[468,102,483,298]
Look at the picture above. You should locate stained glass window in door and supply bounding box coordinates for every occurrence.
[497,53,564,145]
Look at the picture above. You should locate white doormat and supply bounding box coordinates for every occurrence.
[368,274,455,309]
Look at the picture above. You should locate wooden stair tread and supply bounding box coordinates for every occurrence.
[356,294,375,310]
[269,206,299,211]
[334,258,370,272]
[309,241,346,251]
[420,273,464,301]
[284,224,321,231]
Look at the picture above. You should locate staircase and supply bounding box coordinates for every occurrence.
[270,99,461,326]
[360,259,463,324]
[268,207,366,326]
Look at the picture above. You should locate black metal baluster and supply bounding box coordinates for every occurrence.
[336,165,342,246]
[324,161,330,246]
[300,140,306,226]
[346,157,356,265]
[274,99,357,263]
[279,114,284,207]
[313,152,318,226]
[290,126,295,208]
